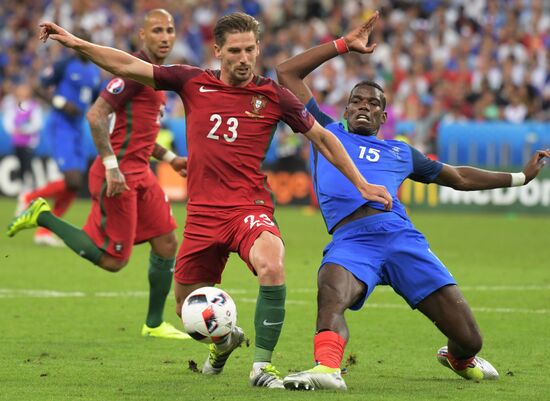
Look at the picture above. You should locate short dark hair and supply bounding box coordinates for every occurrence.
[349,80,386,110]
[213,12,261,47]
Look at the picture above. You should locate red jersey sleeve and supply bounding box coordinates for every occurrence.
[100,77,142,110]
[276,84,315,134]
[153,64,203,92]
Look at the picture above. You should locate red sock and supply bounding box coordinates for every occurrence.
[52,189,77,217]
[33,188,76,237]
[447,351,475,371]
[313,331,346,369]
[35,226,51,236]
[27,179,66,201]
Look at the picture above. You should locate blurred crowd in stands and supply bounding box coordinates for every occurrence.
[1,0,549,155]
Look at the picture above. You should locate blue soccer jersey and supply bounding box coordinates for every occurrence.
[305,97,443,233]
[40,57,101,172]
[41,57,101,121]
[306,97,455,310]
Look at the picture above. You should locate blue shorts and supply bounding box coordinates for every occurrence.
[321,213,456,310]
[46,112,87,172]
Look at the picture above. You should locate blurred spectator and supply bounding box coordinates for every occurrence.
[503,85,528,123]
[378,89,397,140]
[441,102,468,124]
[0,0,548,154]
[1,82,43,191]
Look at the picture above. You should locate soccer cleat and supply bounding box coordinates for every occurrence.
[7,197,50,238]
[141,322,191,340]
[15,192,32,216]
[202,326,245,375]
[437,346,499,381]
[283,364,347,391]
[249,364,285,389]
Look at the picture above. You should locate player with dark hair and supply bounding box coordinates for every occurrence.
[12,11,392,388]
[8,9,189,340]
[276,11,550,390]
[17,28,101,246]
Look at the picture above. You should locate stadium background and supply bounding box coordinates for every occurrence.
[0,0,549,211]
[1,3,549,400]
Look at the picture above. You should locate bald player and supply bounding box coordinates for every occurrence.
[9,9,190,340]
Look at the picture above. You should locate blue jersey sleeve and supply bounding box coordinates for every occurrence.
[40,58,71,87]
[92,77,107,100]
[305,97,335,128]
[407,145,443,183]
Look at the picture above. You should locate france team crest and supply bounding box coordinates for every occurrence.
[106,78,125,94]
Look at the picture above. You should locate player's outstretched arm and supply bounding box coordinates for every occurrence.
[435,149,550,190]
[276,11,379,104]
[305,121,392,210]
[39,21,154,87]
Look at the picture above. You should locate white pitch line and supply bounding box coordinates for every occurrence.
[0,288,548,314]
[369,285,550,292]
[95,291,150,297]
[0,289,86,298]
[458,285,550,291]
[364,303,550,315]
[1,284,548,299]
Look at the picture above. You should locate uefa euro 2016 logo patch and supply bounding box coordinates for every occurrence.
[106,78,125,94]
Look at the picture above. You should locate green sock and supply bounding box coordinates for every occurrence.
[146,251,175,328]
[254,284,286,363]
[37,211,103,264]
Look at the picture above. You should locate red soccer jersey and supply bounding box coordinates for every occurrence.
[89,50,166,177]
[153,65,314,211]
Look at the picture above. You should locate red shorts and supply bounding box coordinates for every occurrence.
[83,169,177,260]
[174,207,281,284]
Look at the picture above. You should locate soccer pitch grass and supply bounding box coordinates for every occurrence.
[1,197,549,401]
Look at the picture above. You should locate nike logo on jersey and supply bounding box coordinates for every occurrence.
[262,320,283,326]
[199,85,218,92]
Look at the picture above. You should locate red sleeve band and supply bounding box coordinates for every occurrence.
[333,37,349,55]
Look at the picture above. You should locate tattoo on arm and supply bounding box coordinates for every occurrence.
[88,97,115,158]
[152,143,167,161]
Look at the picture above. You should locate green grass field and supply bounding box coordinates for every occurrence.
[1,197,549,401]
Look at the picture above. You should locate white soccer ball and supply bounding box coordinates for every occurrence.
[181,287,237,343]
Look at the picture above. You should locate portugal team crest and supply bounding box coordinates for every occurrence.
[245,94,267,118]
[106,78,125,94]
